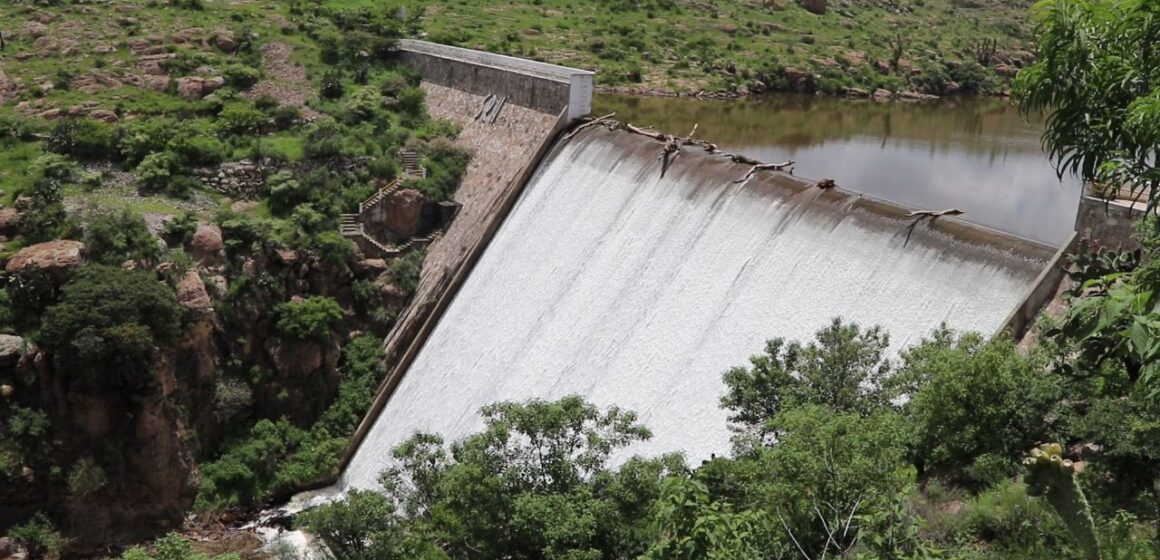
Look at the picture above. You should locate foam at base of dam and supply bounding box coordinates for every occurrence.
[341,128,1051,490]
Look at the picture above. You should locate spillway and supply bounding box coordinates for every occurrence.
[341,128,1052,490]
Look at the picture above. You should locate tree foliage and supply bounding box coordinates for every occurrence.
[1016,0,1160,207]
[38,266,181,392]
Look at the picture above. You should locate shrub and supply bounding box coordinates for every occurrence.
[216,103,267,135]
[320,69,346,99]
[38,265,182,393]
[266,170,308,216]
[136,151,179,190]
[274,296,343,341]
[68,457,109,498]
[44,119,117,160]
[162,212,199,247]
[168,134,227,166]
[6,513,63,560]
[117,118,180,165]
[386,249,425,298]
[119,533,242,560]
[222,63,261,89]
[392,86,426,118]
[83,208,162,266]
[297,489,401,560]
[411,140,471,201]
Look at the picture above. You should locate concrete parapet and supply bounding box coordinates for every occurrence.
[1075,195,1143,250]
[397,39,594,120]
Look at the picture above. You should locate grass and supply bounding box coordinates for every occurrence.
[320,0,1035,95]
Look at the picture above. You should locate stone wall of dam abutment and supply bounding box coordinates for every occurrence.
[1075,195,1143,251]
[396,39,594,120]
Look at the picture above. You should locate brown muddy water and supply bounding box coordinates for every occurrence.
[596,94,1083,246]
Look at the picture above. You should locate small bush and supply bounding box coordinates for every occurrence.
[6,513,63,560]
[386,249,425,298]
[44,119,117,160]
[83,208,163,266]
[274,296,343,341]
[216,103,267,135]
[169,135,227,166]
[223,63,261,89]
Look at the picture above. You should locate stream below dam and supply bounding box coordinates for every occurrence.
[596,94,1083,245]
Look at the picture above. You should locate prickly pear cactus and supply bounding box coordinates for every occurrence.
[1023,443,1100,560]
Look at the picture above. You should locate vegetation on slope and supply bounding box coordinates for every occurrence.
[301,313,1160,559]
[332,0,1038,96]
[0,0,472,554]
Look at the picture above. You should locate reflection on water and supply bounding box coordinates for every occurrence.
[595,94,1082,245]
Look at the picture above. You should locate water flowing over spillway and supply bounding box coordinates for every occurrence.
[341,128,1051,490]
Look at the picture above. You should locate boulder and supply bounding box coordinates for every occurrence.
[840,86,869,97]
[799,0,827,14]
[355,258,388,275]
[0,334,25,367]
[0,208,21,236]
[176,270,212,314]
[872,88,893,100]
[213,31,237,53]
[89,109,119,123]
[21,20,48,39]
[176,77,206,99]
[6,240,85,273]
[994,64,1020,78]
[176,76,224,99]
[383,188,426,238]
[189,224,224,264]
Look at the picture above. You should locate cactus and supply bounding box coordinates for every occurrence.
[1023,443,1101,560]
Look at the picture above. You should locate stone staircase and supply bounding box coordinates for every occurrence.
[358,178,403,213]
[339,151,441,258]
[401,149,426,180]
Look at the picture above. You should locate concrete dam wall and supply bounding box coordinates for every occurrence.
[340,127,1054,491]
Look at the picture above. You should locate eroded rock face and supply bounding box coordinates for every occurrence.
[176,270,212,314]
[5,240,85,273]
[384,188,426,238]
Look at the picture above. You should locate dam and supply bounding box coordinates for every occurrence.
[339,122,1054,490]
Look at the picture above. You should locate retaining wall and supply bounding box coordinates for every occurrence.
[1075,196,1143,250]
[397,39,594,120]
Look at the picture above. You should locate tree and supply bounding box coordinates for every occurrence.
[892,329,1063,483]
[38,265,182,392]
[720,318,891,445]
[312,397,667,560]
[756,406,915,558]
[1016,0,1160,208]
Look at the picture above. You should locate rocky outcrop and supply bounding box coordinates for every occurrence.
[176,76,225,100]
[189,224,224,265]
[384,188,426,238]
[0,208,21,237]
[176,270,212,315]
[6,240,85,274]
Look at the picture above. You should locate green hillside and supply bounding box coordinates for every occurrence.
[334,0,1037,95]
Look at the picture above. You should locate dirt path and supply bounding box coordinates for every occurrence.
[244,41,320,121]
